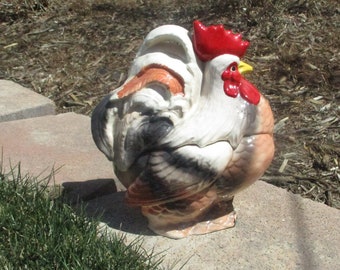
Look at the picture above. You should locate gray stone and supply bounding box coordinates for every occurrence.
[0,112,338,269]
[0,113,118,196]
[0,80,55,122]
[88,181,340,270]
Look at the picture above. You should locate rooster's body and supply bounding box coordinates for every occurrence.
[92,21,274,238]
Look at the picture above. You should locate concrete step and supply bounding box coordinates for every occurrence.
[0,112,339,269]
[90,181,340,270]
[0,80,55,122]
[0,112,118,199]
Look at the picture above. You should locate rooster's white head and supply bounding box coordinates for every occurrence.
[193,20,260,105]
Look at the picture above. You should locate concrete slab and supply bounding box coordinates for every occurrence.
[0,112,338,269]
[87,181,340,270]
[0,80,55,122]
[0,113,118,198]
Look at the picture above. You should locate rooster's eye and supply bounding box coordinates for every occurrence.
[230,65,237,72]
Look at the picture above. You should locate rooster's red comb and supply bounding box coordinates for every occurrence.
[193,20,250,61]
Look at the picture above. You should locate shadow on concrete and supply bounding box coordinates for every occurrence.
[62,178,117,203]
[62,178,155,236]
[290,194,317,270]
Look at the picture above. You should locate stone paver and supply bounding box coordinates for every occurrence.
[0,80,55,122]
[87,181,340,270]
[0,108,339,270]
[0,113,120,198]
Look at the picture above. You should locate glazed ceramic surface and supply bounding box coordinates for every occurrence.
[91,21,274,239]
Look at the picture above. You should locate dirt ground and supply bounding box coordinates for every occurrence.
[0,0,339,209]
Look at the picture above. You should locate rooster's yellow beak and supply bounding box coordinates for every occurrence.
[238,61,253,75]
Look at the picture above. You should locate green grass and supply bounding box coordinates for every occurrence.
[0,163,162,270]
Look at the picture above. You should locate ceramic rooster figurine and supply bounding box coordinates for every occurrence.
[91,21,274,239]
